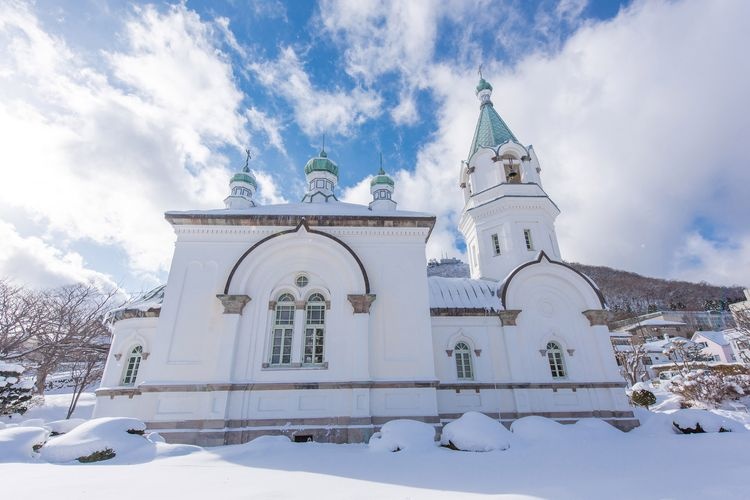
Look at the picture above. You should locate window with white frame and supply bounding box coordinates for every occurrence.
[454,342,474,380]
[524,229,534,251]
[270,293,295,365]
[491,233,501,256]
[303,293,326,364]
[546,341,566,378]
[121,345,143,386]
[316,179,326,189]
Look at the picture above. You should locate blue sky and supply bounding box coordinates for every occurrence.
[1,0,749,296]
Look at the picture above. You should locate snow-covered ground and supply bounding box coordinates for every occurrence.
[2,392,750,499]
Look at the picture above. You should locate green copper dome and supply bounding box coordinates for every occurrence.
[304,149,339,177]
[476,77,493,94]
[230,169,257,188]
[370,167,394,187]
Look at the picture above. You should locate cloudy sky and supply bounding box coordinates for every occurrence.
[1,0,749,296]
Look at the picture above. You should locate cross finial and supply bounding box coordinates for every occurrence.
[378,152,384,175]
[322,133,326,153]
[243,148,252,172]
[478,64,483,79]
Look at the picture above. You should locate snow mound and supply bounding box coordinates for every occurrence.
[670,409,747,434]
[242,435,293,451]
[146,432,165,443]
[369,419,436,452]
[40,417,152,463]
[570,418,624,439]
[510,416,568,441]
[440,412,512,451]
[19,418,46,428]
[0,426,50,462]
[46,418,86,435]
[630,409,679,435]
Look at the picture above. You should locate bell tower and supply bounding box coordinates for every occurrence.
[458,75,561,281]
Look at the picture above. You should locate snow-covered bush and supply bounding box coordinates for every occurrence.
[670,367,750,407]
[40,417,151,463]
[630,389,657,409]
[440,412,512,451]
[670,409,747,434]
[0,426,50,462]
[510,416,568,442]
[0,362,34,416]
[45,418,86,436]
[369,419,436,452]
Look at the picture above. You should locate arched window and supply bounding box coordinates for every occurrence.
[270,293,295,365]
[303,293,326,364]
[121,345,143,386]
[546,342,566,378]
[454,342,473,380]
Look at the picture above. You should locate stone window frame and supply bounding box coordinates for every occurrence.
[302,292,327,366]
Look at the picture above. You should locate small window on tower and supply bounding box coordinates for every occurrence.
[316,179,325,188]
[524,229,534,251]
[491,234,501,256]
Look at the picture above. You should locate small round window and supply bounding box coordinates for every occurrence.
[295,275,309,288]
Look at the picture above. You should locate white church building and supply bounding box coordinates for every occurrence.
[95,77,638,444]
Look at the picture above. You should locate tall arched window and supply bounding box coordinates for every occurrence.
[303,293,326,365]
[121,345,143,386]
[546,342,566,378]
[270,293,295,365]
[455,342,474,380]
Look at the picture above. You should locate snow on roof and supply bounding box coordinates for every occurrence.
[107,285,165,321]
[428,277,500,311]
[167,202,434,219]
[626,318,686,329]
[692,330,729,346]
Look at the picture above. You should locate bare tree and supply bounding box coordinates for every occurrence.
[663,338,711,375]
[0,280,46,361]
[66,350,105,419]
[730,303,750,363]
[26,284,115,395]
[614,338,648,386]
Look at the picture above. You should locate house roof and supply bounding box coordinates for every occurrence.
[692,330,730,346]
[428,277,500,311]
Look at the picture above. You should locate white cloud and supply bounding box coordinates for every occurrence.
[250,46,382,137]
[0,221,116,290]
[254,170,288,205]
[331,0,750,286]
[246,106,286,154]
[0,2,263,286]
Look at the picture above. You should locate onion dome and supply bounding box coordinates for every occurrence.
[476,77,493,94]
[370,166,395,187]
[304,149,339,177]
[231,166,257,188]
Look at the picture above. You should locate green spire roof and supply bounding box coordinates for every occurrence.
[468,79,518,159]
[230,171,257,188]
[476,77,493,93]
[371,166,395,187]
[230,149,257,188]
[304,149,339,177]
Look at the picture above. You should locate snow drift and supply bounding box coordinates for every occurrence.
[369,419,436,452]
[440,412,512,451]
[40,417,152,463]
[0,426,50,462]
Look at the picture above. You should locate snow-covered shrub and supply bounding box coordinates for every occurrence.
[40,417,151,463]
[45,418,86,436]
[631,389,657,409]
[510,416,568,442]
[670,409,746,434]
[0,362,34,416]
[369,419,436,452]
[570,418,624,438]
[670,367,750,407]
[0,426,50,462]
[440,412,512,451]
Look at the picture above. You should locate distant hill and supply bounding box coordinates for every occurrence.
[426,258,744,321]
